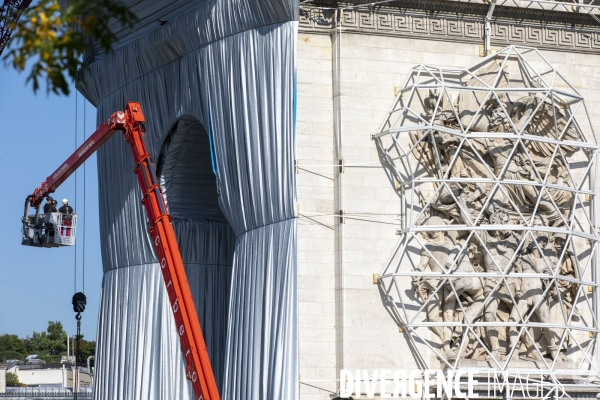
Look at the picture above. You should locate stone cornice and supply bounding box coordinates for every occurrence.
[300,2,600,53]
[309,0,600,24]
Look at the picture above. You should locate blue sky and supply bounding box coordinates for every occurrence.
[0,64,103,340]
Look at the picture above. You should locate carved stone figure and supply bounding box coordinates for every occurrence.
[442,240,485,359]
[383,52,592,366]
[480,210,521,360]
[412,216,457,341]
[431,167,490,229]
[457,61,509,133]
[508,235,567,361]
[418,89,574,227]
[480,136,563,222]
[545,233,580,361]
[547,234,579,306]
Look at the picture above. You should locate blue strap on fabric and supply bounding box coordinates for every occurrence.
[206,101,218,176]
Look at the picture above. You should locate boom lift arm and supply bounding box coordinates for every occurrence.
[22,102,220,400]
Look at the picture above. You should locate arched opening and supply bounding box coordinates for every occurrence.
[156,115,234,392]
[157,116,223,221]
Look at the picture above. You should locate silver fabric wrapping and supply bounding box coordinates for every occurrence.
[80,1,299,398]
[80,0,298,103]
[158,115,236,390]
[95,265,194,399]
[223,220,297,399]
[174,219,235,391]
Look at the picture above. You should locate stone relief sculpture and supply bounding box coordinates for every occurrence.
[374,47,599,376]
[441,239,485,360]
[412,216,455,342]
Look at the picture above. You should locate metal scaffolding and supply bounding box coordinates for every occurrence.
[373,45,600,396]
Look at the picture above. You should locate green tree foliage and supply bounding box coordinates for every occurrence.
[0,321,95,364]
[21,337,37,356]
[73,334,95,364]
[30,321,68,361]
[5,371,25,387]
[0,334,26,361]
[2,0,137,95]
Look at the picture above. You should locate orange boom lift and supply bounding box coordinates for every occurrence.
[21,102,220,400]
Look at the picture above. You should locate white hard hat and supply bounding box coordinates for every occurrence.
[62,199,68,204]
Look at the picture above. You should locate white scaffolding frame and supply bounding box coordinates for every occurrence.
[373,45,600,396]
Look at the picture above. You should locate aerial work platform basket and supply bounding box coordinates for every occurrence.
[21,212,77,247]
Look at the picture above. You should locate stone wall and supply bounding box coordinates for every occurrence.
[296,4,600,399]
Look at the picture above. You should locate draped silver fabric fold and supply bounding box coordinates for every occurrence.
[95,265,194,399]
[173,219,235,391]
[223,220,297,399]
[80,2,298,399]
[80,0,298,104]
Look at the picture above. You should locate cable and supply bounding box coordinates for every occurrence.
[83,99,86,294]
[298,213,335,230]
[299,381,337,394]
[74,91,77,294]
[300,211,402,217]
[345,216,401,226]
[297,160,381,167]
[299,212,402,228]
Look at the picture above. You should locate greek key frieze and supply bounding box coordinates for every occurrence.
[300,6,600,53]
